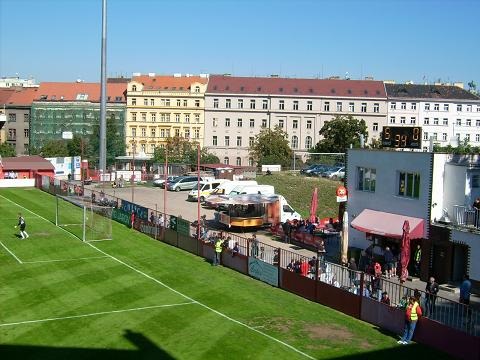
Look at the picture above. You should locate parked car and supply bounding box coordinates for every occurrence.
[167,176,202,191]
[300,164,319,175]
[322,166,345,180]
[310,165,334,177]
[153,176,178,188]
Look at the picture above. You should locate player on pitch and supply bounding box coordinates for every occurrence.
[15,213,29,239]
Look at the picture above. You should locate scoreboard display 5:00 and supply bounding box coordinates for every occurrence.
[381,126,422,149]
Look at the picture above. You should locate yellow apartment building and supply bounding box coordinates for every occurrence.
[126,74,208,156]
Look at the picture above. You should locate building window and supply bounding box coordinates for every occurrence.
[213,99,219,108]
[262,119,267,128]
[443,118,448,126]
[175,114,180,123]
[250,119,255,127]
[249,137,254,147]
[443,133,448,141]
[150,99,154,106]
[433,118,439,125]
[224,157,229,165]
[24,129,29,138]
[361,103,367,112]
[293,101,299,110]
[8,129,16,140]
[141,113,146,121]
[151,113,156,122]
[400,117,406,124]
[213,118,218,127]
[434,104,439,111]
[348,102,355,112]
[195,100,200,107]
[477,106,480,112]
[410,117,416,124]
[160,129,165,138]
[132,85,137,91]
[236,136,242,146]
[467,119,472,126]
[399,102,406,110]
[423,118,429,125]
[390,116,395,124]
[226,99,231,109]
[278,119,284,128]
[132,98,136,105]
[184,100,188,107]
[398,171,420,199]
[212,136,217,146]
[225,136,230,146]
[457,104,462,112]
[305,136,312,149]
[307,101,313,111]
[306,120,312,129]
[250,100,255,109]
[144,99,148,106]
[476,134,480,142]
[151,128,156,138]
[291,135,298,149]
[336,102,342,112]
[248,158,254,166]
[141,128,146,137]
[374,103,379,113]
[132,113,137,121]
[150,144,155,153]
[411,103,417,110]
[425,103,430,111]
[238,99,243,108]
[279,100,284,110]
[195,86,200,93]
[476,120,480,127]
[131,128,136,137]
[236,157,242,166]
[195,114,200,123]
[423,132,429,140]
[324,102,330,111]
[444,104,449,111]
[225,118,230,127]
[184,129,190,139]
[357,167,376,192]
[8,114,16,122]
[373,123,378,132]
[237,118,243,127]
[177,99,181,107]
[465,134,470,141]
[185,114,190,123]
[433,133,438,140]
[141,144,146,153]
[24,113,29,122]
[194,128,200,139]
[175,128,180,137]
[456,119,461,126]
[390,102,396,110]
[467,105,472,112]
[293,119,298,129]
[263,99,268,109]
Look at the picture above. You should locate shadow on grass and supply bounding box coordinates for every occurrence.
[0,329,176,360]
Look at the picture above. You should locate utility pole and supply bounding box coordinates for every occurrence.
[99,0,107,180]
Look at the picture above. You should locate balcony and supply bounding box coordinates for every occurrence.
[452,205,480,231]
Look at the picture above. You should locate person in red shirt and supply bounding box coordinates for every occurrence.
[130,210,135,229]
[300,259,309,277]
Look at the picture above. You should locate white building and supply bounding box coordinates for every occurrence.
[0,76,39,88]
[204,75,388,166]
[346,149,480,287]
[385,84,480,149]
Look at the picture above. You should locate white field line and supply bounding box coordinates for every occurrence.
[22,256,109,264]
[86,238,113,242]
[2,218,45,221]
[0,302,195,328]
[0,241,23,264]
[1,193,316,360]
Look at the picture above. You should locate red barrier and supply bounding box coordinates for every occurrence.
[316,281,361,318]
[280,268,316,301]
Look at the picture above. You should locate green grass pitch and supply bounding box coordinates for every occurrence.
[0,188,451,359]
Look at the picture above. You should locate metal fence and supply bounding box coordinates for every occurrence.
[453,205,480,229]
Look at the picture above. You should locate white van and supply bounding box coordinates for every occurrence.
[187,180,228,202]
[228,184,275,196]
[204,180,257,208]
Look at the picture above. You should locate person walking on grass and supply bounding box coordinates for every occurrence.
[398,296,422,345]
[15,213,29,239]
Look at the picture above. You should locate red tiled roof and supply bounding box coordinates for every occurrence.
[207,75,386,98]
[131,75,208,91]
[5,87,40,106]
[2,155,55,171]
[0,89,15,105]
[35,82,127,102]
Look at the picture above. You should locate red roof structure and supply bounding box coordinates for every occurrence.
[1,155,55,171]
[131,75,208,91]
[4,87,40,106]
[207,75,387,98]
[34,82,127,102]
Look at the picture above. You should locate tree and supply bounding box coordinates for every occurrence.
[89,115,126,166]
[0,143,16,157]
[249,126,292,168]
[38,140,69,157]
[67,134,89,157]
[313,115,368,153]
[153,136,219,164]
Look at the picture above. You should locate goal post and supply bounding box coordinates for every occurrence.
[55,195,113,242]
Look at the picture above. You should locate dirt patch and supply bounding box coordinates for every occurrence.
[304,324,354,342]
[248,316,294,333]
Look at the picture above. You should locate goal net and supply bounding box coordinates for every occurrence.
[55,195,113,242]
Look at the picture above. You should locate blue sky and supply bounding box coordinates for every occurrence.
[1,0,479,87]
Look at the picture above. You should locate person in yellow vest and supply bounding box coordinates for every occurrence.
[398,296,422,345]
[413,245,421,277]
[213,237,224,266]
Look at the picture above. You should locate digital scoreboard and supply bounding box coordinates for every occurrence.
[381,126,422,149]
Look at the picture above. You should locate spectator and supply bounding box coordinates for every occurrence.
[213,237,224,266]
[250,234,259,258]
[286,259,295,272]
[398,296,422,345]
[157,214,165,229]
[149,211,155,224]
[130,210,135,229]
[273,249,280,266]
[358,250,369,273]
[227,236,235,250]
[294,260,301,274]
[398,295,409,309]
[383,246,394,279]
[381,291,391,306]
[308,256,317,273]
[374,262,382,278]
[391,246,399,278]
[460,274,472,325]
[425,276,439,317]
[348,257,358,284]
[413,245,422,277]
[473,197,480,228]
[371,274,382,301]
[300,259,309,277]
[232,242,239,257]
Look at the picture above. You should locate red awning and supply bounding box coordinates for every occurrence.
[350,209,425,239]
